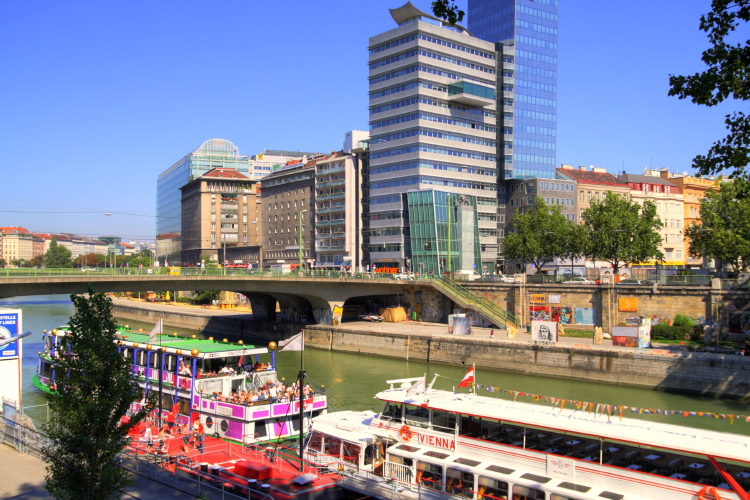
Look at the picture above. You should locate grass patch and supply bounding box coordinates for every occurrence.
[560,329,593,338]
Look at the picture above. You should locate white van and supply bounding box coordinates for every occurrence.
[453,270,482,281]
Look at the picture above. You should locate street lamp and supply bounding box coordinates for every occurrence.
[299,210,307,274]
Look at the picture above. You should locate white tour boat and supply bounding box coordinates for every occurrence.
[303,374,750,500]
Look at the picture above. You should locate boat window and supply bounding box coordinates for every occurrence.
[41,362,52,378]
[446,468,473,498]
[404,405,429,428]
[431,410,456,432]
[164,354,176,371]
[550,495,581,500]
[307,432,323,452]
[382,402,402,422]
[513,484,545,500]
[197,379,222,396]
[254,422,267,439]
[388,454,413,466]
[425,451,450,459]
[481,418,502,441]
[363,444,374,465]
[598,492,624,500]
[175,397,190,415]
[137,350,146,366]
[150,354,160,369]
[458,415,482,438]
[325,436,341,457]
[342,441,360,465]
[416,461,443,490]
[557,482,590,493]
[477,476,509,499]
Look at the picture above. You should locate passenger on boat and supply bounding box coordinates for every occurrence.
[195,421,205,454]
[219,365,233,375]
[196,368,204,379]
[179,360,192,377]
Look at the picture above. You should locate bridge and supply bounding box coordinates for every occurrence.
[0,268,517,328]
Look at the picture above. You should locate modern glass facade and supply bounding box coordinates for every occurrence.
[156,139,251,264]
[468,0,559,180]
[407,190,481,275]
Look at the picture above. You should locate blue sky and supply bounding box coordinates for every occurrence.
[0,0,734,240]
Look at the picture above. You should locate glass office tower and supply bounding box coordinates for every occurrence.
[468,0,559,180]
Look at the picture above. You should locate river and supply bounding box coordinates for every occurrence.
[4,294,749,435]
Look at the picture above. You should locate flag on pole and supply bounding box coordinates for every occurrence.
[406,376,426,397]
[237,355,244,368]
[279,331,304,352]
[149,318,163,343]
[458,365,475,388]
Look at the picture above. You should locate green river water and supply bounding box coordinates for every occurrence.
[5,294,749,436]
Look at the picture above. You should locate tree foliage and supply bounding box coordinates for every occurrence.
[124,250,153,268]
[43,287,155,500]
[75,253,102,267]
[668,0,750,179]
[685,179,750,270]
[580,191,664,275]
[501,198,581,273]
[45,238,73,268]
[431,0,465,26]
[192,290,219,304]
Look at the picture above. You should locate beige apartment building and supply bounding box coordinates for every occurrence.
[557,165,631,220]
[619,172,685,268]
[0,227,33,265]
[180,168,261,266]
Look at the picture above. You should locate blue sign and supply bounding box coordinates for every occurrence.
[0,312,20,360]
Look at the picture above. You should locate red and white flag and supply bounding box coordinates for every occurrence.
[458,365,475,388]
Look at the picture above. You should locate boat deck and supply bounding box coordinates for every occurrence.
[124,423,343,499]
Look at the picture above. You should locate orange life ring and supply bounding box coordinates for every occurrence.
[697,485,722,500]
[399,425,413,442]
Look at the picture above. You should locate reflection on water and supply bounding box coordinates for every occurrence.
[6,295,749,435]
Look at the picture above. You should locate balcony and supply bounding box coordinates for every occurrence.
[316,219,346,227]
[316,180,346,188]
[446,81,495,107]
[317,192,345,201]
[316,206,345,214]
[316,165,346,176]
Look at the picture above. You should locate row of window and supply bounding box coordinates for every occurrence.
[517,48,557,66]
[371,175,496,192]
[514,138,556,150]
[517,19,558,36]
[369,33,495,61]
[516,78,557,94]
[371,143,496,162]
[264,174,313,187]
[370,63,495,88]
[370,80,443,100]
[513,154,556,165]
[370,160,495,177]
[517,34,558,51]
[371,127,496,148]
[516,64,557,80]
[516,93,557,108]
[515,108,556,123]
[370,243,402,252]
[370,110,496,133]
[371,48,496,75]
[267,199,306,211]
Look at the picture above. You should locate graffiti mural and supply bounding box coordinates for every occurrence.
[313,307,333,325]
[251,302,268,319]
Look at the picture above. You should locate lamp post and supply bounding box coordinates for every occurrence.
[299,210,307,275]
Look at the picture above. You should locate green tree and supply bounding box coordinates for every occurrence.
[685,179,750,270]
[29,255,44,267]
[43,287,155,500]
[668,0,750,179]
[192,290,219,304]
[431,0,465,25]
[501,197,578,273]
[45,238,73,268]
[0,258,5,268]
[75,253,102,267]
[124,251,152,268]
[580,191,664,275]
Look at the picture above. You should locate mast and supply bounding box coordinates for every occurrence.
[298,329,305,472]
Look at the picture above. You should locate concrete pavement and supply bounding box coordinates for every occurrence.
[0,443,193,500]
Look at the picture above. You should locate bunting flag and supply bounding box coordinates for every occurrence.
[406,376,425,397]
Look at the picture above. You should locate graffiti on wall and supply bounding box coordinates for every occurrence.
[313,308,333,325]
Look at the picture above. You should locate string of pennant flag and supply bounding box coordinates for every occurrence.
[470,382,750,425]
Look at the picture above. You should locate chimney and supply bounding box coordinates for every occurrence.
[561,164,573,170]
[579,166,587,171]
[592,167,607,173]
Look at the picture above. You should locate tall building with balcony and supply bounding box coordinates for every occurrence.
[368,2,499,272]
[180,168,261,266]
[468,0,559,181]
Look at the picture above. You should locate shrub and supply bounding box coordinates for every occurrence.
[673,313,695,327]
[651,323,693,341]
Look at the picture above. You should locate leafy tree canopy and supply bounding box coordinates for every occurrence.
[669,0,750,180]
[43,287,155,500]
[501,197,580,273]
[45,238,73,268]
[580,191,664,275]
[685,179,750,270]
[192,290,219,304]
[431,0,464,25]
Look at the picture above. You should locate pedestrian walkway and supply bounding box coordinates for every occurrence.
[0,443,191,499]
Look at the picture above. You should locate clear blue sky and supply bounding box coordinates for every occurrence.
[0,0,734,241]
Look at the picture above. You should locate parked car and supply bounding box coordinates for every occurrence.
[393,272,414,280]
[618,278,647,285]
[497,275,515,283]
[564,277,597,284]
[359,313,383,322]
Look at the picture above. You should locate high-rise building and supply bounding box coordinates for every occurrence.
[468,0,559,180]
[368,2,499,272]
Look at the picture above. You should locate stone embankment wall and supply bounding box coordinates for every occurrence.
[304,326,750,400]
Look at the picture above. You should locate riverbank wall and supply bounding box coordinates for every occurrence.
[303,325,750,400]
[112,301,750,400]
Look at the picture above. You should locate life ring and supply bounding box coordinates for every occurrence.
[697,485,722,500]
[399,425,413,442]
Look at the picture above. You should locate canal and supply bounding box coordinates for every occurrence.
[5,294,749,435]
